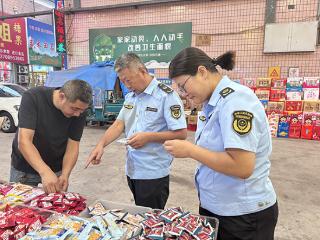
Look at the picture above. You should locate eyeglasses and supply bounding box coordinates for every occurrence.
[178,75,191,94]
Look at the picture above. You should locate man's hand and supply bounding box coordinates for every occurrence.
[58,174,69,192]
[127,132,150,149]
[40,170,61,193]
[85,144,104,168]
[163,140,194,158]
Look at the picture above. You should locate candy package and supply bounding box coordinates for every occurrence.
[27,192,86,215]
[0,205,53,239]
[139,207,217,239]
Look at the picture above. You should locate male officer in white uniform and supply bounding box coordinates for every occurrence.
[87,53,187,209]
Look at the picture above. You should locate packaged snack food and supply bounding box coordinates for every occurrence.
[28,192,86,216]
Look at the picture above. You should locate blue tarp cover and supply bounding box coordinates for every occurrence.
[45,61,130,96]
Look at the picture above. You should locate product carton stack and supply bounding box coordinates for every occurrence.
[233,75,320,141]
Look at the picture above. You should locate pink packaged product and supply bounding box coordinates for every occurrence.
[140,207,217,239]
[302,77,320,88]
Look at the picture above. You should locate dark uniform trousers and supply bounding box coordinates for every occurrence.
[199,202,278,240]
[127,175,169,210]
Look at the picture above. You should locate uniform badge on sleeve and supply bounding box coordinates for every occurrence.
[170,105,181,119]
[219,87,234,98]
[232,111,253,135]
[124,104,133,109]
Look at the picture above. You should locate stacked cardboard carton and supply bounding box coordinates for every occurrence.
[240,76,320,141]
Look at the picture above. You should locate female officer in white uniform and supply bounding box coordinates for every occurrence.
[164,47,278,240]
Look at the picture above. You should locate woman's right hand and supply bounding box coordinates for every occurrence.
[163,140,194,158]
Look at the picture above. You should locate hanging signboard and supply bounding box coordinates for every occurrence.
[53,9,66,53]
[27,18,62,67]
[0,18,28,64]
[89,22,192,68]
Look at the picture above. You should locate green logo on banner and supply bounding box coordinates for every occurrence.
[93,35,116,61]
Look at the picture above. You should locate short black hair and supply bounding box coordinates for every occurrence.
[60,80,92,104]
[169,47,235,79]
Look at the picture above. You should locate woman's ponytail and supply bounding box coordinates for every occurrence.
[214,51,235,71]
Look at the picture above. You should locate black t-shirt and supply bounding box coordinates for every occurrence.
[11,87,86,174]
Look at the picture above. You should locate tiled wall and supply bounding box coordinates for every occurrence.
[63,0,320,78]
[3,0,319,78]
[65,0,152,8]
[276,0,318,23]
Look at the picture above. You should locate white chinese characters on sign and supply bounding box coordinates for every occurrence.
[117,33,183,52]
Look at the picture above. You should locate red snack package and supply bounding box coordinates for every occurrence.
[38,201,53,210]
[62,198,73,206]
[184,221,201,235]
[288,114,302,139]
[0,229,13,240]
[14,207,36,218]
[160,209,181,223]
[301,113,316,140]
[67,209,80,215]
[27,216,42,233]
[54,195,64,205]
[188,214,200,223]
[198,226,213,235]
[0,214,16,228]
[15,215,29,225]
[64,192,79,201]
[312,125,320,140]
[38,193,59,202]
[194,232,212,240]
[179,232,194,240]
[167,223,183,236]
[28,192,85,215]
[74,202,86,211]
[54,208,64,213]
[12,225,26,240]
[176,219,189,230]
[146,226,164,239]
[142,218,163,228]
[0,185,13,196]
[142,226,152,236]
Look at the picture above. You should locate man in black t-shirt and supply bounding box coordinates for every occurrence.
[10,80,92,193]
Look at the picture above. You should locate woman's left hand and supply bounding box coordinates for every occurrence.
[163,140,194,158]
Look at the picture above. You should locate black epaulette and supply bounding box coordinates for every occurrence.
[219,87,234,98]
[158,83,173,93]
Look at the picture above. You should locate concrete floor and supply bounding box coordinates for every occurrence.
[0,127,319,240]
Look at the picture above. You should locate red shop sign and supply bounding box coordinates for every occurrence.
[0,18,28,64]
[53,9,66,53]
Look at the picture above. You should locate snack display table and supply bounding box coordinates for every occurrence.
[1,181,219,239]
